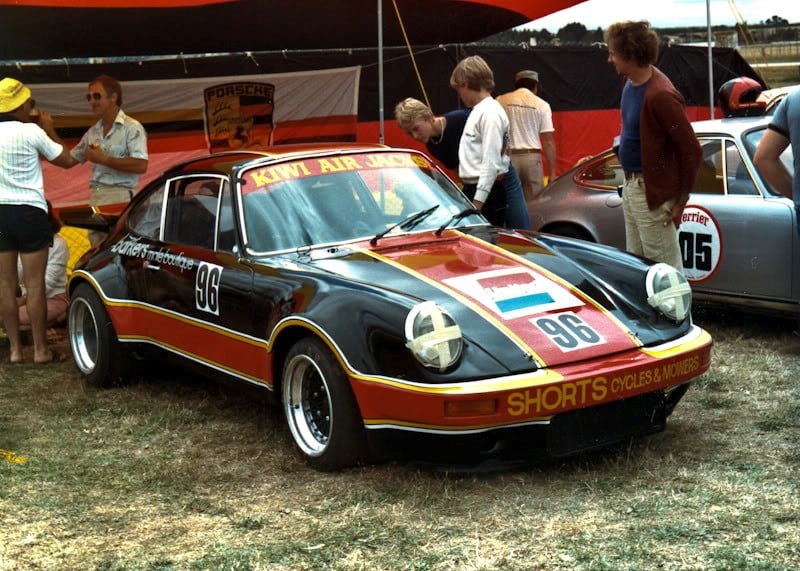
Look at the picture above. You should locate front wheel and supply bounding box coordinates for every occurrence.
[68,282,128,387]
[282,337,368,471]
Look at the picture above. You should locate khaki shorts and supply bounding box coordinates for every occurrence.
[88,186,133,246]
[89,186,134,207]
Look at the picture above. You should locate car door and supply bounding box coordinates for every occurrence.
[682,137,795,300]
[139,174,272,382]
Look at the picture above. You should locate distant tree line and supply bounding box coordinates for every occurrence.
[481,25,602,47]
[481,16,800,46]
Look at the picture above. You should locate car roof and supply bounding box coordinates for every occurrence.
[690,115,772,137]
[164,142,390,176]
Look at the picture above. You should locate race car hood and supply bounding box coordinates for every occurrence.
[289,227,683,371]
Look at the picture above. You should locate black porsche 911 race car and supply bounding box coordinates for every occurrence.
[62,144,712,470]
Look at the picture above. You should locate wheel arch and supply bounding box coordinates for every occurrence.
[539,221,597,242]
[268,320,359,410]
[68,268,128,302]
[67,272,97,299]
[269,323,312,404]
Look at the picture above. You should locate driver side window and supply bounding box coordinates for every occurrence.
[163,177,223,249]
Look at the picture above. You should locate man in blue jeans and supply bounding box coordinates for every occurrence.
[447,56,530,230]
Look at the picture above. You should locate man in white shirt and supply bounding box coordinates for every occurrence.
[0,77,74,364]
[449,56,530,230]
[71,75,148,245]
[497,70,557,202]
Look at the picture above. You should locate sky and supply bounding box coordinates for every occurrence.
[527,0,800,32]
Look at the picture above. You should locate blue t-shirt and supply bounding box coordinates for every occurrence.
[426,108,470,170]
[767,89,800,203]
[618,80,648,173]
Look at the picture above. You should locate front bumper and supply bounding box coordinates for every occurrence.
[350,325,712,435]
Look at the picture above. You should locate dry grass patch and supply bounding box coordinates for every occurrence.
[1,306,799,570]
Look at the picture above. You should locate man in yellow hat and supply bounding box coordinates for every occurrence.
[0,77,75,364]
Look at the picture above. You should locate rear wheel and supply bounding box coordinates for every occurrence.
[282,337,368,471]
[68,282,128,387]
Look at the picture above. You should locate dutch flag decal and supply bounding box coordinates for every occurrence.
[445,268,583,320]
[479,272,554,313]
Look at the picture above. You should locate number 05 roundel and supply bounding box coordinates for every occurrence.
[678,205,722,283]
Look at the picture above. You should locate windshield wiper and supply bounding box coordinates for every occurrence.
[370,205,439,245]
[435,207,480,236]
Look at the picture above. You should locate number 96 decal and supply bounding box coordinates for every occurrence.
[533,312,605,352]
[196,261,223,315]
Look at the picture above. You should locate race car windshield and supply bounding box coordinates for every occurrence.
[240,152,482,253]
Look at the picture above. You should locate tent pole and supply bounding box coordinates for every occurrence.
[707,0,715,119]
[378,0,385,144]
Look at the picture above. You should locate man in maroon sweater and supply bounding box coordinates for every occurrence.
[604,21,701,273]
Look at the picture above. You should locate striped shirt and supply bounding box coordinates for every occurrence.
[0,120,64,212]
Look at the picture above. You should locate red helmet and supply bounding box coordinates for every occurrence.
[718,77,765,117]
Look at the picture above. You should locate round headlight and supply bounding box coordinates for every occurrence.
[645,263,692,322]
[404,301,463,372]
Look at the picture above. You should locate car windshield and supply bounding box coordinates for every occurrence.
[238,151,483,253]
[743,126,794,197]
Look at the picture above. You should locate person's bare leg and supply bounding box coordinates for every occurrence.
[19,248,52,363]
[0,251,23,363]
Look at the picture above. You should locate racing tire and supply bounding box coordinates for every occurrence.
[282,337,368,471]
[68,282,129,387]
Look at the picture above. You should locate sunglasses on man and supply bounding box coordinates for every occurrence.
[86,92,104,101]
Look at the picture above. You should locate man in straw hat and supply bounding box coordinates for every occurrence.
[0,77,75,364]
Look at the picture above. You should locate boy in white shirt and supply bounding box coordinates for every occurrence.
[449,56,529,230]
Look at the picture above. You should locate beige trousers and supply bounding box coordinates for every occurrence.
[510,152,545,202]
[622,175,684,273]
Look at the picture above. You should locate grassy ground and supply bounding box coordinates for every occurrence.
[1,306,798,571]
